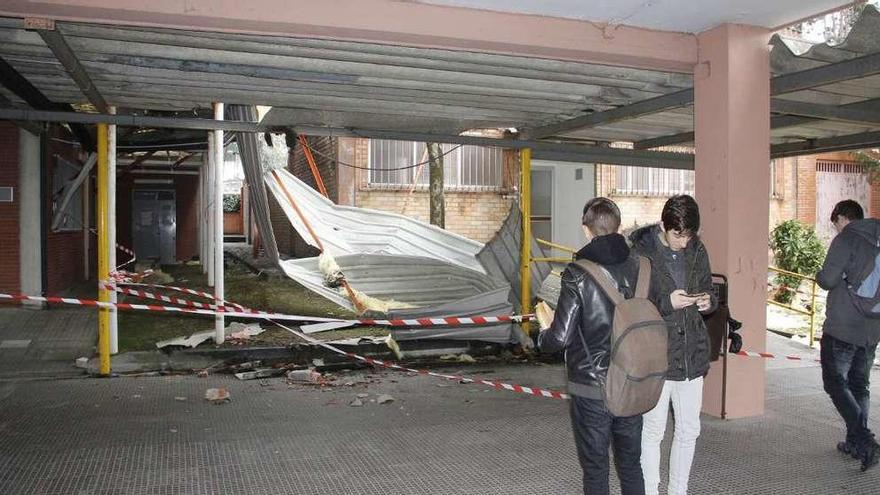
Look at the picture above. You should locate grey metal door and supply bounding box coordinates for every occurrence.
[132,190,176,264]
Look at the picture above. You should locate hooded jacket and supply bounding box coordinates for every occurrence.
[537,233,641,400]
[816,218,880,347]
[629,225,717,381]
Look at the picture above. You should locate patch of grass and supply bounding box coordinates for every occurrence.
[118,259,368,352]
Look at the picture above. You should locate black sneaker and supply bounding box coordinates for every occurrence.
[860,442,879,472]
[837,441,860,459]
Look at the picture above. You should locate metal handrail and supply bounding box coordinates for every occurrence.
[767,266,820,347]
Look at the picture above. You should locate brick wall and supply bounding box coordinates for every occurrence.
[46,126,88,294]
[356,190,513,242]
[351,138,514,242]
[795,156,817,225]
[0,123,20,294]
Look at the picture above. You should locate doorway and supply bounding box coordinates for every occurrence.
[132,190,177,264]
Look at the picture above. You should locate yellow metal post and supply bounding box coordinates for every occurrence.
[520,148,532,334]
[97,124,110,375]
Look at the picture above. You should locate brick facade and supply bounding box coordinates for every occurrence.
[597,152,877,236]
[0,124,92,294]
[349,138,514,243]
[0,123,20,293]
[46,128,89,294]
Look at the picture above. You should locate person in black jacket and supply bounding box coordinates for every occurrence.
[629,195,716,495]
[538,197,645,495]
[816,199,880,471]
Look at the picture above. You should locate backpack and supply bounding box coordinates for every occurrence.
[575,257,668,417]
[849,235,880,318]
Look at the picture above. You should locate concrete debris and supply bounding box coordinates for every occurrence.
[286,368,323,384]
[386,335,403,360]
[227,322,265,341]
[440,353,476,363]
[75,357,89,369]
[196,370,209,378]
[157,323,262,349]
[204,388,230,404]
[312,358,325,367]
[300,320,357,334]
[377,394,395,404]
[235,368,285,380]
[143,269,174,285]
[349,398,364,407]
[156,330,213,349]
[356,393,369,398]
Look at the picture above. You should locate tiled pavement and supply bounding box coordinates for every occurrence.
[0,331,877,494]
[0,307,95,379]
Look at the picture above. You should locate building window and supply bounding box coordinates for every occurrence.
[51,156,84,232]
[769,160,782,199]
[613,166,695,196]
[368,139,503,190]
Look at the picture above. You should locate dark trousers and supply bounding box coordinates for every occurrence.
[820,333,877,450]
[569,395,645,495]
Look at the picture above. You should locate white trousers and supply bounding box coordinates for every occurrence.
[641,377,704,495]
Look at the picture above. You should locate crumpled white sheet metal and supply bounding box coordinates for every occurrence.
[280,253,508,311]
[266,168,485,273]
[266,169,546,344]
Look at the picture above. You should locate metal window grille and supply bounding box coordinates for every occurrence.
[613,166,695,196]
[368,139,503,190]
[816,160,865,174]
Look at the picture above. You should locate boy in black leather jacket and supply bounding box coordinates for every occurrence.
[538,197,645,495]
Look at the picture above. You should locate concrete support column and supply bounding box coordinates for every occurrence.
[18,129,42,299]
[694,24,771,419]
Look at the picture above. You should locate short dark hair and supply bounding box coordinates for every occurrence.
[831,199,864,223]
[661,195,700,234]
[582,197,621,236]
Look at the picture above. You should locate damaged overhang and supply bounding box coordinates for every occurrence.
[264,168,551,345]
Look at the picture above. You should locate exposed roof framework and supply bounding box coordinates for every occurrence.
[0,6,878,162]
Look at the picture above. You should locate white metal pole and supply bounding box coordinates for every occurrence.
[206,134,215,285]
[197,163,203,272]
[108,106,119,355]
[213,102,225,344]
[83,174,89,280]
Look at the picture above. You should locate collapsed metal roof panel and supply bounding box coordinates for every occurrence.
[266,168,486,274]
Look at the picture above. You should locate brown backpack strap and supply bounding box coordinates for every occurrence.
[635,256,651,299]
[574,259,624,306]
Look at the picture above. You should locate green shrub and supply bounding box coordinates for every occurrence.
[223,194,241,213]
[769,220,825,304]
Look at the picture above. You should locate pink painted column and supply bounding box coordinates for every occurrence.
[694,24,771,419]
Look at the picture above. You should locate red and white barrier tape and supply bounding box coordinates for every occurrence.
[88,228,137,271]
[0,291,530,328]
[731,350,820,362]
[103,282,529,327]
[110,281,249,314]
